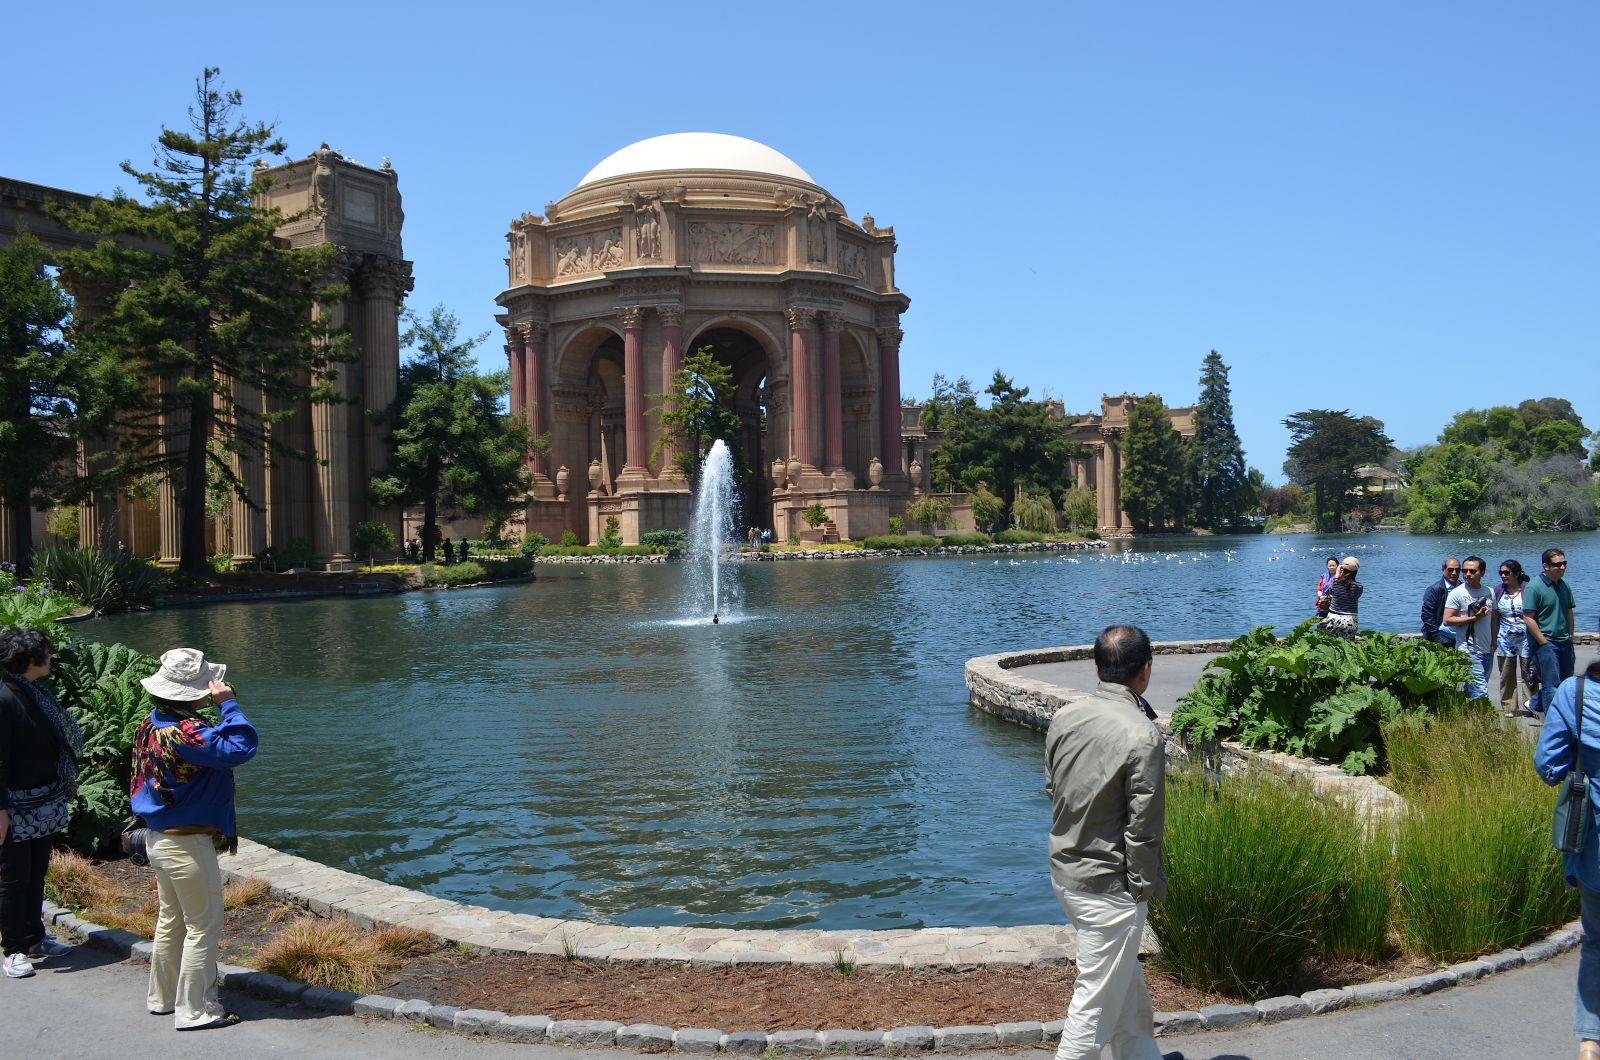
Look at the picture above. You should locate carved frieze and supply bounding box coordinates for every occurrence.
[838,241,867,280]
[555,227,625,276]
[687,222,776,265]
[624,187,664,259]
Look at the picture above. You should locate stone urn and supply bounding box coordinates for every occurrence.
[909,459,923,493]
[554,465,570,500]
[787,454,803,487]
[587,459,603,493]
[868,456,883,489]
[771,458,788,491]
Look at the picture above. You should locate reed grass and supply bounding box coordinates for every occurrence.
[222,876,271,910]
[254,918,391,994]
[44,850,116,910]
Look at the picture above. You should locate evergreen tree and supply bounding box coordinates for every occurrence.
[0,234,105,575]
[930,371,1076,509]
[653,346,745,491]
[370,306,533,562]
[1120,395,1186,531]
[56,68,349,575]
[1282,409,1393,530]
[1193,350,1249,527]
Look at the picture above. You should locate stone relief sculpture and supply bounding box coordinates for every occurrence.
[806,196,829,263]
[597,229,625,268]
[686,222,776,265]
[838,242,866,280]
[624,188,663,258]
[311,143,336,216]
[554,228,625,276]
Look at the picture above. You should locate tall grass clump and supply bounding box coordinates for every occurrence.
[1319,815,1393,962]
[1150,769,1371,996]
[1388,709,1577,961]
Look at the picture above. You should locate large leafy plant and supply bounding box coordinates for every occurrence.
[30,543,165,614]
[1172,620,1473,775]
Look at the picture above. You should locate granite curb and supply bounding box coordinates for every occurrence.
[43,900,1585,1051]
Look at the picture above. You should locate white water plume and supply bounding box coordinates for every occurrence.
[686,439,742,623]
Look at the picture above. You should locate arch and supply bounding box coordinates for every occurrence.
[553,321,624,383]
[838,329,876,484]
[684,315,785,365]
[681,323,777,524]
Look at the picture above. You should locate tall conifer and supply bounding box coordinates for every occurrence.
[1194,350,1248,527]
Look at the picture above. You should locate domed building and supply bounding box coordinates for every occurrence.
[495,133,912,544]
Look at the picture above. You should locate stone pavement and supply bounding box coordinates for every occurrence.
[1,942,1584,1059]
[1012,651,1220,719]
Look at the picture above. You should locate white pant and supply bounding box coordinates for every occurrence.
[147,831,226,1029]
[1053,883,1163,1060]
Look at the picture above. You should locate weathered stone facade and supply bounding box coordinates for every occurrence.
[495,134,912,545]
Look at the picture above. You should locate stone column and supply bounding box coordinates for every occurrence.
[787,306,816,469]
[156,375,184,568]
[506,328,526,415]
[658,305,684,479]
[230,376,268,563]
[312,287,354,568]
[361,260,404,485]
[819,311,845,476]
[1096,439,1114,528]
[523,321,550,479]
[1114,437,1129,530]
[619,306,648,478]
[876,326,904,478]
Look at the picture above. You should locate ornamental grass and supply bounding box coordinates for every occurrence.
[254,917,432,994]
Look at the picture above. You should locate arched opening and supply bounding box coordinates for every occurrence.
[685,325,774,529]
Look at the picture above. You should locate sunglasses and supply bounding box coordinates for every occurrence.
[1444,567,1461,574]
[1548,561,1568,568]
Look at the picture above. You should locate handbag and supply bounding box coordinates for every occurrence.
[6,780,69,842]
[1554,676,1589,854]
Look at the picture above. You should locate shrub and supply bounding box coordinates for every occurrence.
[519,532,550,557]
[992,528,1044,544]
[255,917,393,994]
[1011,491,1058,533]
[1061,486,1098,531]
[598,515,622,549]
[860,534,941,550]
[30,543,164,614]
[0,561,15,593]
[558,529,581,547]
[904,494,952,533]
[45,506,80,544]
[803,503,829,529]
[0,587,79,637]
[351,521,396,569]
[1388,708,1576,960]
[1150,769,1365,996]
[1171,621,1474,775]
[886,516,904,535]
[968,485,1005,533]
[940,532,993,547]
[420,561,487,586]
[640,529,689,555]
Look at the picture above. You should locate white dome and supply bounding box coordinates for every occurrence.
[576,133,817,188]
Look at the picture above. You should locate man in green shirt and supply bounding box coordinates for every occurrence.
[1524,547,1577,716]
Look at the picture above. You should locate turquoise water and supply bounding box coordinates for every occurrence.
[88,531,1596,929]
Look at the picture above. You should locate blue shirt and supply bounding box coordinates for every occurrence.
[1534,674,1600,889]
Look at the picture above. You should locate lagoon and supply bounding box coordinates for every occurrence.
[89,531,1596,930]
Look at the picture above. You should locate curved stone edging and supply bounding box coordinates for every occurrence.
[530,539,1108,565]
[44,898,1585,1050]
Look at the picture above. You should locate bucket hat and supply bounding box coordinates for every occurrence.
[140,648,227,701]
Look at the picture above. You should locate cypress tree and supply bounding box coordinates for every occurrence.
[1194,350,1249,528]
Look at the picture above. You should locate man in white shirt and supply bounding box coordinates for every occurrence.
[1443,555,1495,701]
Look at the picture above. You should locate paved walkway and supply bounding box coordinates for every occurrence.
[1,944,1584,1059]
[1011,652,1220,720]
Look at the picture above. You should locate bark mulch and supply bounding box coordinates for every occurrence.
[87,858,1437,1031]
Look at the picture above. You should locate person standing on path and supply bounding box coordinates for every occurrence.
[1421,556,1462,646]
[1444,555,1495,701]
[132,649,258,1031]
[1532,656,1600,1060]
[1318,556,1364,640]
[1525,548,1578,717]
[1495,559,1538,716]
[1044,625,1181,1060]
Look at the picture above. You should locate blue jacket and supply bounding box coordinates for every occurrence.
[1420,577,1455,646]
[130,698,258,837]
[1534,673,1600,889]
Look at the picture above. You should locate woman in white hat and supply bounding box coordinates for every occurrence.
[130,648,258,1031]
[1317,556,1364,640]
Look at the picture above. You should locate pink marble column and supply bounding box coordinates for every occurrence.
[820,311,844,472]
[506,329,526,415]
[522,322,549,477]
[658,305,684,476]
[787,307,815,468]
[621,306,646,471]
[877,326,904,474]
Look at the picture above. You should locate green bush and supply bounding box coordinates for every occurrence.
[992,528,1044,544]
[886,516,904,535]
[598,515,623,550]
[519,532,550,557]
[904,495,952,533]
[558,530,581,547]
[968,485,1005,533]
[0,588,79,637]
[940,532,993,547]
[1388,709,1577,960]
[1171,621,1473,775]
[420,561,487,586]
[50,640,160,853]
[640,529,689,555]
[1151,769,1366,996]
[537,544,665,557]
[29,544,165,614]
[352,521,396,569]
[1011,491,1058,533]
[860,534,941,550]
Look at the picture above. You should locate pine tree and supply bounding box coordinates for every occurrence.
[1194,350,1249,528]
[1120,395,1185,531]
[370,306,534,562]
[55,68,350,575]
[1283,409,1393,530]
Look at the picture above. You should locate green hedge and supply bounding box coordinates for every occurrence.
[639,529,689,555]
[939,532,993,547]
[537,544,666,557]
[420,561,487,586]
[992,528,1044,544]
[859,534,942,550]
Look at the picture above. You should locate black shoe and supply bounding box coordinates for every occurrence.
[1162,1052,1186,1060]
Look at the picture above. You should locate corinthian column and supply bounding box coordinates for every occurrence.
[361,259,406,485]
[619,306,648,479]
[876,326,904,479]
[819,311,845,477]
[787,306,816,469]
[658,305,684,480]
[522,321,550,480]
[312,269,354,569]
[230,376,267,564]
[506,328,526,415]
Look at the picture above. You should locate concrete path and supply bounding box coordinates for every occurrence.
[1012,652,1220,719]
[1,944,1584,1059]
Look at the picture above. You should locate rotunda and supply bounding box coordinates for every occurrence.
[496,133,911,544]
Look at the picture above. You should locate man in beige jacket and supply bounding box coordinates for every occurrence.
[1045,625,1177,1060]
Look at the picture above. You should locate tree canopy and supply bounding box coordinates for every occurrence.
[1120,395,1188,531]
[55,68,349,575]
[928,371,1078,514]
[1193,350,1249,527]
[653,346,746,490]
[1282,409,1393,531]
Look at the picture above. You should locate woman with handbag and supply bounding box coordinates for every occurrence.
[131,647,258,1030]
[0,628,82,979]
[1534,656,1600,1060]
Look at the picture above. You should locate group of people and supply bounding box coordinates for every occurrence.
[1421,547,1578,716]
[402,536,468,564]
[2,634,256,1031]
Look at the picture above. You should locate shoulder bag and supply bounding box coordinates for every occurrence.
[1554,676,1590,854]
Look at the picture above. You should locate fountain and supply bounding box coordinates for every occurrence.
[687,439,741,623]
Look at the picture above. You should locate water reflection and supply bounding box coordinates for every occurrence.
[87,531,1595,929]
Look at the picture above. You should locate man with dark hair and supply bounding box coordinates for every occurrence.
[1421,556,1462,646]
[1524,548,1578,716]
[1045,625,1178,1060]
[1444,556,1495,701]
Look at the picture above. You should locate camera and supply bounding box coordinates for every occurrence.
[121,820,150,867]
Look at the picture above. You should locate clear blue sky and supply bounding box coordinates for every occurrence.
[5,2,1595,481]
